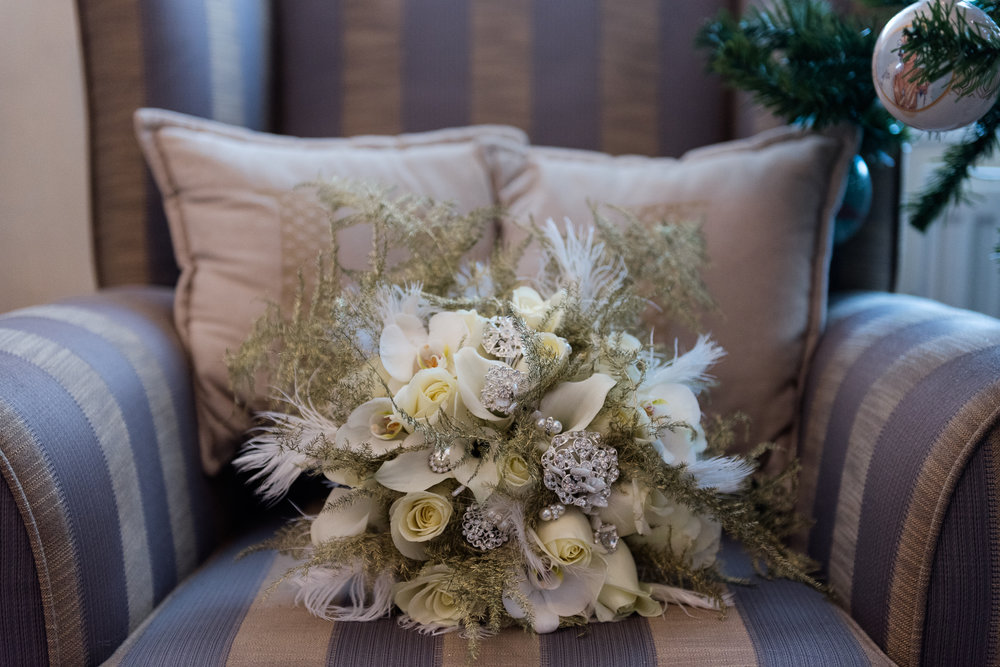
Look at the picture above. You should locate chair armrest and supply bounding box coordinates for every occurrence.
[0,287,220,666]
[799,291,1000,667]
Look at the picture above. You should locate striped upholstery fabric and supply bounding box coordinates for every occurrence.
[799,292,1000,667]
[274,0,730,157]
[105,529,890,666]
[76,0,731,289]
[75,0,272,287]
[0,287,219,665]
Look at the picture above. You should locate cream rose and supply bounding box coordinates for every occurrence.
[511,286,566,332]
[389,485,454,560]
[599,479,651,538]
[595,541,662,621]
[533,509,594,567]
[393,367,460,431]
[501,453,532,488]
[393,563,464,628]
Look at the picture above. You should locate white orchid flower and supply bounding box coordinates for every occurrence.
[379,310,478,385]
[502,563,605,633]
[319,398,408,487]
[374,431,500,503]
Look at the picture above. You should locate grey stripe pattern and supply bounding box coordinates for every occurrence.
[17,305,199,580]
[0,329,155,629]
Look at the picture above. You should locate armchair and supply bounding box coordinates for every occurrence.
[2,2,997,665]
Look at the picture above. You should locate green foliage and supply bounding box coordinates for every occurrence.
[697,0,906,155]
[695,0,1000,233]
[890,0,1000,230]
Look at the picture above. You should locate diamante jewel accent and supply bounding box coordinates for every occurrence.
[541,431,619,514]
[428,447,453,473]
[482,316,522,361]
[462,506,511,550]
[479,365,525,416]
[594,523,620,552]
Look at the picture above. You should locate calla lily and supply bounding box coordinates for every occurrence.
[536,373,616,437]
[311,486,384,546]
[374,432,500,503]
[598,479,651,538]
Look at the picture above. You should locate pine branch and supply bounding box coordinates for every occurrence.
[901,0,1000,96]
[697,0,904,154]
[907,98,1000,230]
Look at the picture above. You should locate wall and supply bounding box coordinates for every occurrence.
[0,1,96,312]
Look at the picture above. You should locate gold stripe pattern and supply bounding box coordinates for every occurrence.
[341,0,404,136]
[77,0,150,286]
[23,304,200,579]
[796,298,944,547]
[648,605,759,665]
[470,0,532,134]
[828,328,1000,607]
[0,406,87,666]
[599,0,660,156]
[886,395,1000,665]
[226,553,336,665]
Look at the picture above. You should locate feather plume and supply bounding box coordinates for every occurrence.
[375,282,427,324]
[687,456,756,493]
[646,583,733,611]
[235,390,339,503]
[293,564,394,622]
[536,218,626,308]
[645,335,725,391]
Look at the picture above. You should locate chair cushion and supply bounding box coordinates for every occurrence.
[491,127,857,470]
[134,108,527,474]
[104,524,890,666]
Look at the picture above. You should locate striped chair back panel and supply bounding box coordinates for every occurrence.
[76,0,272,287]
[273,0,731,156]
[76,0,730,288]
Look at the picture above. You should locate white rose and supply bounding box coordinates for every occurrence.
[631,493,721,569]
[594,541,663,621]
[393,367,460,431]
[389,485,454,560]
[511,286,566,332]
[393,563,464,628]
[501,453,532,488]
[532,509,594,568]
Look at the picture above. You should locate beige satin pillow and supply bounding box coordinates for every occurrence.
[135,108,527,474]
[492,126,856,471]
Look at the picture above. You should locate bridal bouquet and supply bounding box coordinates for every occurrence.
[229,180,815,652]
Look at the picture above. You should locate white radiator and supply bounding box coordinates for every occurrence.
[897,132,1000,318]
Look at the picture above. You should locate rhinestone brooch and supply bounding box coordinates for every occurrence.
[541,430,619,514]
[479,365,525,417]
